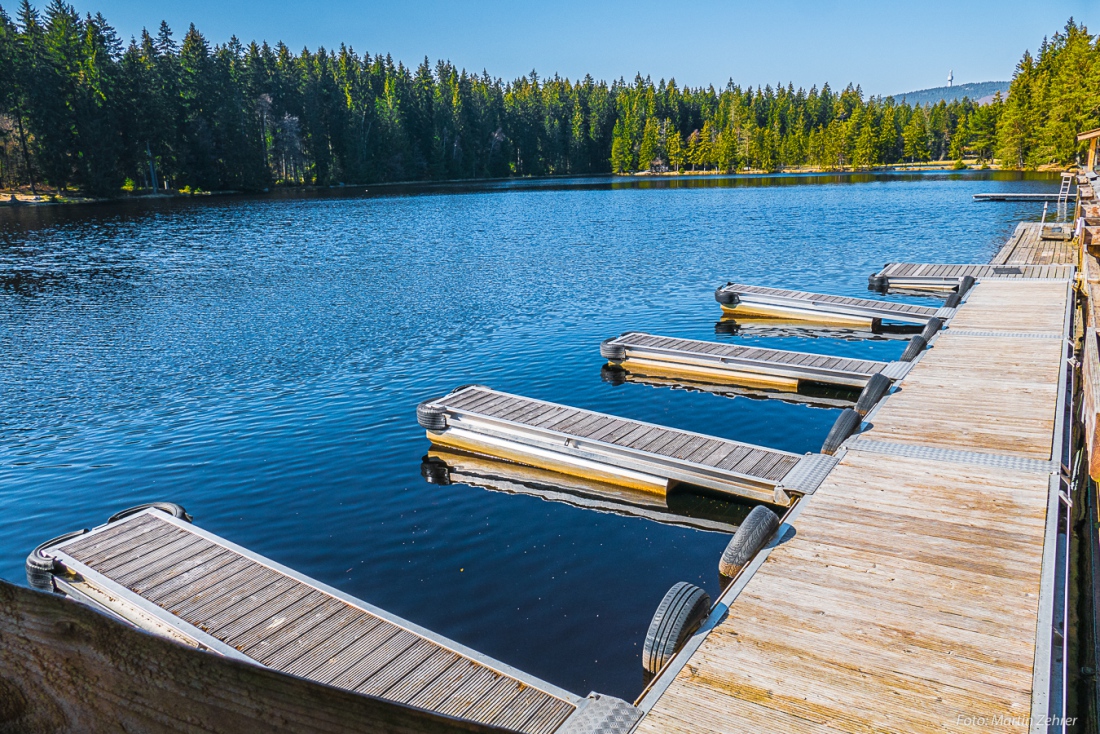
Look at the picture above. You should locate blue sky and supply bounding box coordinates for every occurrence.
[66,0,1094,96]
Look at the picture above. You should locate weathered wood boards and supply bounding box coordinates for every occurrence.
[944,280,1070,336]
[992,223,1078,266]
[636,452,1051,734]
[39,509,582,734]
[715,282,946,327]
[420,385,837,505]
[0,577,508,734]
[637,278,1072,733]
[858,335,1063,459]
[873,262,1074,291]
[601,332,905,390]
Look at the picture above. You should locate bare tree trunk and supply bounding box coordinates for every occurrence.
[15,111,35,194]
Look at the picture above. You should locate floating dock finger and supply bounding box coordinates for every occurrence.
[600,332,913,390]
[418,385,837,506]
[30,506,640,734]
[714,282,950,327]
[870,262,1075,291]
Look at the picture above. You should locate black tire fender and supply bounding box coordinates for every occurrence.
[900,334,927,362]
[600,337,626,361]
[719,506,781,578]
[449,384,488,395]
[26,530,87,591]
[919,316,943,341]
[822,408,862,455]
[642,582,712,674]
[108,502,192,525]
[854,373,891,416]
[417,401,448,431]
[714,288,739,306]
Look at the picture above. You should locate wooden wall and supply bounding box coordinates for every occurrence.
[0,579,506,734]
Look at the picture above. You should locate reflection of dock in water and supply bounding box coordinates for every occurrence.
[714,315,923,340]
[422,448,754,533]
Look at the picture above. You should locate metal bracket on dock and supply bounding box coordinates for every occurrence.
[776,454,839,496]
[846,438,1059,474]
[556,694,642,734]
[877,361,915,380]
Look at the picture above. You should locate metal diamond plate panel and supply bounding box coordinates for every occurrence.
[556,694,642,734]
[847,438,1057,473]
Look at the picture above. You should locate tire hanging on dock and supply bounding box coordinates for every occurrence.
[867,273,887,292]
[918,317,943,342]
[642,582,711,675]
[449,384,488,395]
[822,408,862,455]
[719,506,781,578]
[899,335,927,362]
[854,373,891,416]
[417,402,448,431]
[956,275,976,296]
[714,288,739,306]
[25,530,87,591]
[107,502,192,525]
[600,338,626,361]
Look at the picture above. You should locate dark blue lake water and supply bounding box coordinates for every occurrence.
[0,171,1058,699]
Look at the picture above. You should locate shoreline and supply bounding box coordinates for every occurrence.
[0,163,1065,207]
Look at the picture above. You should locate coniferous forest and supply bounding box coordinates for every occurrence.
[0,3,1096,196]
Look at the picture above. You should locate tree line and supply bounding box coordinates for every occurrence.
[0,3,1094,196]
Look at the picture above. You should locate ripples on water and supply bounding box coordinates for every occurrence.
[0,171,1056,698]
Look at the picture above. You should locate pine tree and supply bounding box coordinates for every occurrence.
[997,51,1036,169]
[637,116,660,171]
[665,122,684,172]
[903,109,930,162]
[609,118,630,173]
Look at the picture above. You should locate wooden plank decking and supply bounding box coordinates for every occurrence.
[637,275,1072,733]
[48,510,580,734]
[992,222,1078,266]
[875,262,1074,287]
[423,386,838,505]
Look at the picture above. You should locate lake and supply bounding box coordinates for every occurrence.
[0,170,1058,699]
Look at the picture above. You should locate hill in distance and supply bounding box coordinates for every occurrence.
[888,81,1009,106]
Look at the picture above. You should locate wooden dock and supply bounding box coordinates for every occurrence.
[600,331,913,390]
[419,385,838,506]
[34,507,642,734]
[14,203,1088,732]
[993,222,1079,267]
[973,193,1062,202]
[635,267,1076,728]
[715,282,950,327]
[871,262,1074,291]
